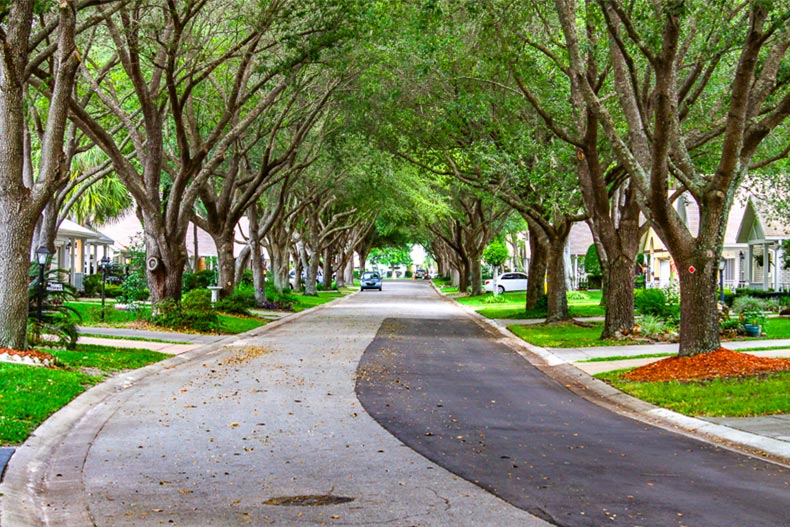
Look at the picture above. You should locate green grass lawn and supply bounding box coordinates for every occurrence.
[509,317,790,349]
[0,344,168,445]
[596,369,790,417]
[738,316,790,339]
[508,322,637,348]
[291,290,346,312]
[455,290,606,319]
[67,287,351,335]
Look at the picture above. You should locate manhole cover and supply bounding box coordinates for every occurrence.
[263,495,355,507]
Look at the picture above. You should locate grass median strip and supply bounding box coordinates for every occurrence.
[596,369,790,417]
[507,318,790,349]
[0,343,168,445]
[508,322,636,348]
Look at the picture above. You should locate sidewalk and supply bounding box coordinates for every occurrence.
[75,326,229,355]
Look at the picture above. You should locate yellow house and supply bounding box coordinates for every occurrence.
[640,192,749,289]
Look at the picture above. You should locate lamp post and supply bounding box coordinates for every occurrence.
[36,246,50,321]
[718,257,726,303]
[100,256,111,321]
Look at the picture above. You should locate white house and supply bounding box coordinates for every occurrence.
[735,198,790,291]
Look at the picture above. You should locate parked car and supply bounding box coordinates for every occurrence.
[360,271,383,291]
[414,269,428,280]
[289,269,324,289]
[484,272,528,294]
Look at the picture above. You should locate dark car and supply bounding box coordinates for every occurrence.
[414,269,428,280]
[360,271,383,291]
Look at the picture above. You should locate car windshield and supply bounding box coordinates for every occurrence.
[362,272,379,280]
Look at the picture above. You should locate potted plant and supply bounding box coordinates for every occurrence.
[739,308,766,337]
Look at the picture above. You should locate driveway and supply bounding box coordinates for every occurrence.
[1,281,546,527]
[357,285,790,526]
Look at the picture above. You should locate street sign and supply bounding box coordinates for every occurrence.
[46,281,64,292]
[688,266,696,274]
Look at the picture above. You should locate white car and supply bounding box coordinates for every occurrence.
[484,272,528,294]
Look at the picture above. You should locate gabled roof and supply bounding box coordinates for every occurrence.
[736,197,790,243]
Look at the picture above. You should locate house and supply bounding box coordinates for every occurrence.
[641,193,749,289]
[50,219,115,290]
[98,210,251,273]
[735,197,790,291]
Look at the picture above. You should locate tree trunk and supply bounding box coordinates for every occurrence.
[457,256,470,293]
[234,245,251,285]
[145,237,188,304]
[469,256,483,296]
[545,234,571,322]
[0,210,37,350]
[322,248,333,289]
[275,247,289,292]
[304,251,320,296]
[526,224,548,310]
[248,205,266,306]
[601,254,636,338]
[357,248,369,273]
[676,256,722,357]
[292,248,303,291]
[216,237,236,299]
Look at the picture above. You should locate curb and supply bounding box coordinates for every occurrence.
[0,291,355,527]
[437,285,790,469]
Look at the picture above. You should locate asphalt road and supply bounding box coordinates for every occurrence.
[357,306,790,526]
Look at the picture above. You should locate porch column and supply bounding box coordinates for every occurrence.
[775,243,782,291]
[747,245,753,287]
[763,242,770,290]
[69,237,77,286]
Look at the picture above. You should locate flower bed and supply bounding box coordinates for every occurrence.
[625,348,790,382]
[0,348,56,367]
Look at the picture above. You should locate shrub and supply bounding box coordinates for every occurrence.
[104,284,122,298]
[762,298,783,313]
[567,291,590,301]
[634,288,667,317]
[239,269,254,286]
[731,295,768,315]
[638,314,666,339]
[719,317,741,332]
[28,263,80,349]
[82,274,102,297]
[483,294,507,304]
[151,289,219,332]
[258,300,295,311]
[405,270,413,278]
[215,286,255,316]
[183,269,217,292]
[584,244,602,285]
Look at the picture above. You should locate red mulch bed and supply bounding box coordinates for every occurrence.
[625,348,790,382]
[0,347,56,364]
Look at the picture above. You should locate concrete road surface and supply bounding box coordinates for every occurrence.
[1,281,547,527]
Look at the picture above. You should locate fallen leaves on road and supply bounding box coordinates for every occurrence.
[624,348,790,382]
[222,345,274,364]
